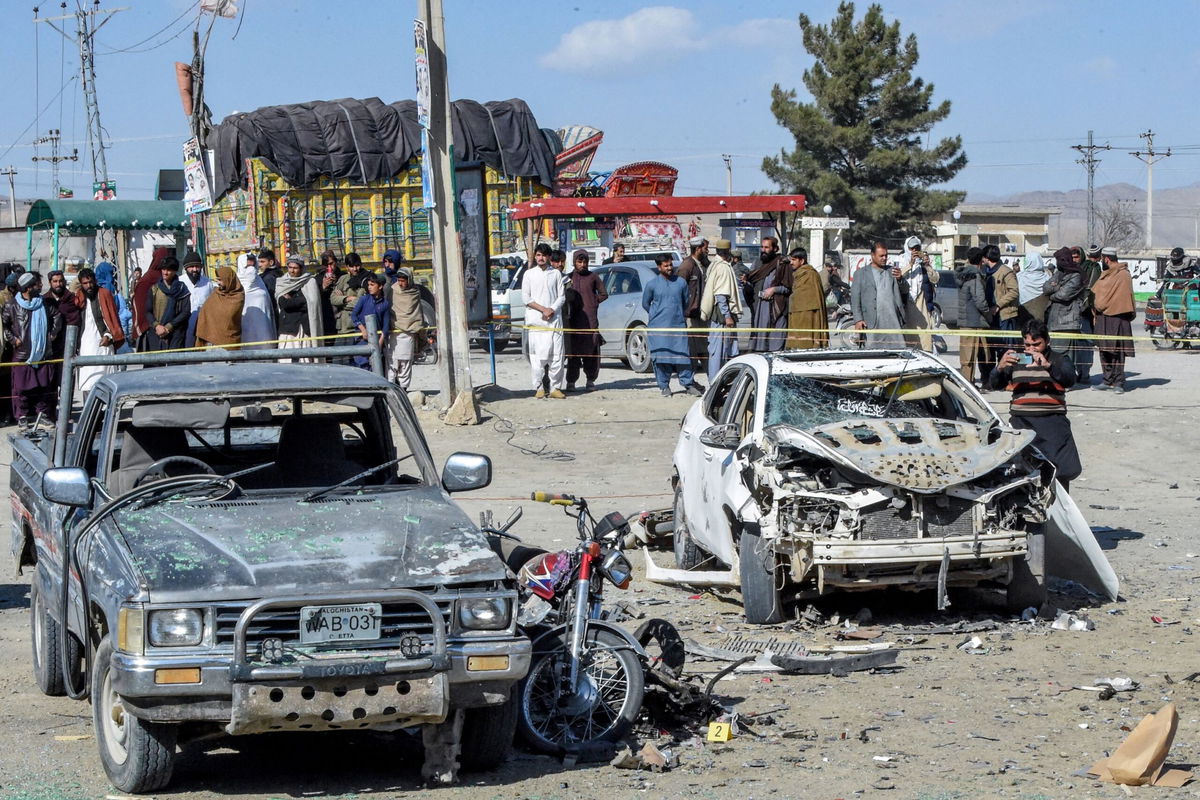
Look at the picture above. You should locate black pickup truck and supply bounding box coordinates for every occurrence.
[11,353,529,793]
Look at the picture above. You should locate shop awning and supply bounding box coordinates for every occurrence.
[25,199,189,231]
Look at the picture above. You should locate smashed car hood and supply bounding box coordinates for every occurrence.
[112,488,505,602]
[764,419,1035,493]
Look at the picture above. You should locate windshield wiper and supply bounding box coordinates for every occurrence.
[300,454,414,503]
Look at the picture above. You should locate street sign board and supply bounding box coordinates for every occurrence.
[801,216,850,229]
[718,218,776,228]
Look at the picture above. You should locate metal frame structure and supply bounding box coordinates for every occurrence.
[53,317,385,468]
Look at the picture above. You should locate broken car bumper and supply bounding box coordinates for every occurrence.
[810,529,1027,565]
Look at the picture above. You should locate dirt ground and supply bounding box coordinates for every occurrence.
[2,339,1199,800]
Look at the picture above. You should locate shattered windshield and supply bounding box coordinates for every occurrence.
[764,371,985,430]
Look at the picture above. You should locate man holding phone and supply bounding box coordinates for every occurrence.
[988,319,1082,490]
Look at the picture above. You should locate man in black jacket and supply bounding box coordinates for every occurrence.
[989,319,1081,490]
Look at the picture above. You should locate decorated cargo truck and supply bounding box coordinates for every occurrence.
[194,97,559,342]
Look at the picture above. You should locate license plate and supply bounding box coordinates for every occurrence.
[299,603,382,644]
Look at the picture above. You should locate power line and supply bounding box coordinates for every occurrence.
[95,0,197,53]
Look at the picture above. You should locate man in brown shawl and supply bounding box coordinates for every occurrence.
[1091,247,1135,393]
[565,249,608,390]
[745,236,793,352]
[388,267,428,390]
[195,266,244,348]
[784,247,829,350]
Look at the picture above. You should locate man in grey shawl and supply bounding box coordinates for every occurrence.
[850,242,909,347]
[275,256,324,362]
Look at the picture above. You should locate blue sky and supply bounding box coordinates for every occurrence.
[2,0,1199,203]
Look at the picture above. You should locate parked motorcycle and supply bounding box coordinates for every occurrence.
[829,303,864,349]
[482,493,652,755]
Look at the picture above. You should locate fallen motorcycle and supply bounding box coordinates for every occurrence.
[482,493,685,756]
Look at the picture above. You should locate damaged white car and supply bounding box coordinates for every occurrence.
[667,349,1076,624]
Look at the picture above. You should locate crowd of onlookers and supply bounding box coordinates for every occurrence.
[0,245,431,427]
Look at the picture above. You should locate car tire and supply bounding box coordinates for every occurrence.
[459,688,518,771]
[738,524,784,624]
[624,325,652,373]
[93,636,177,793]
[1006,528,1047,612]
[672,485,704,570]
[30,578,82,697]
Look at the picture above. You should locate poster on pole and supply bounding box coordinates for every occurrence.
[182,137,213,214]
[413,19,431,129]
[455,164,492,326]
[420,128,436,211]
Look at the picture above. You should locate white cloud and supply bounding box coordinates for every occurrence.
[540,7,789,75]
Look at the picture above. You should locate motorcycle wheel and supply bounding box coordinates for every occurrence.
[517,625,644,755]
[1150,328,1179,350]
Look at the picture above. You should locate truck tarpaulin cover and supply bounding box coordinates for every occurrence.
[208,97,560,200]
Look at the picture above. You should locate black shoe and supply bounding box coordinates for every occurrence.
[660,388,671,397]
[685,383,705,397]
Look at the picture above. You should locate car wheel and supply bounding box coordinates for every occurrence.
[1006,527,1047,612]
[93,636,178,793]
[624,325,652,373]
[30,578,82,697]
[672,484,704,570]
[459,689,518,771]
[738,524,784,624]
[491,338,510,353]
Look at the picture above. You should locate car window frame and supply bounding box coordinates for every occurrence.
[704,366,743,423]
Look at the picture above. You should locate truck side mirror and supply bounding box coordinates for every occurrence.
[43,467,92,507]
[442,452,491,493]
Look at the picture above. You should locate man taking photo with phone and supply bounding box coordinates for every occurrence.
[988,319,1082,491]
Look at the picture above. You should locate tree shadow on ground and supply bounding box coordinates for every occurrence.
[164,730,587,796]
[0,582,29,610]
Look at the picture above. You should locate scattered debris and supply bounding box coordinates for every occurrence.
[771,649,900,676]
[1051,611,1095,631]
[1088,703,1193,787]
[610,742,678,772]
[957,635,988,654]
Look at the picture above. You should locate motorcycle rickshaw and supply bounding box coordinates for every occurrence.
[1145,271,1200,349]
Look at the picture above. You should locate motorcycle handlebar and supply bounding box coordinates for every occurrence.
[531,491,578,506]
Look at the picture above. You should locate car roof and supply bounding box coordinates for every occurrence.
[767,349,951,375]
[95,363,394,401]
[594,260,658,273]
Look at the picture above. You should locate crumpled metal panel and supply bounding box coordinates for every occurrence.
[227,673,448,735]
[792,419,1033,492]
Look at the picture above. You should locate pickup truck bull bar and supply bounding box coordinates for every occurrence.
[52,317,386,468]
[228,588,451,682]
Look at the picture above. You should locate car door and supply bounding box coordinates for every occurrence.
[675,366,743,565]
[703,368,761,550]
[597,266,643,358]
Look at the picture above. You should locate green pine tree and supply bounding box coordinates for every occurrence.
[763,2,966,247]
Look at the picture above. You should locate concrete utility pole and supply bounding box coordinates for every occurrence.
[1131,129,1171,251]
[1,167,17,227]
[1071,130,1110,246]
[722,154,733,196]
[417,0,477,422]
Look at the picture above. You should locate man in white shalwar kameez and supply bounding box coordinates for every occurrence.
[523,243,565,398]
[236,253,277,349]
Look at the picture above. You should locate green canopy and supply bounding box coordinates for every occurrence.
[25,199,188,231]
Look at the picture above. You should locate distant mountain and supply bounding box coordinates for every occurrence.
[964,182,1200,250]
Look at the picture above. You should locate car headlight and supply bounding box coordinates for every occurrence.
[148,609,203,647]
[599,550,633,590]
[458,597,511,631]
